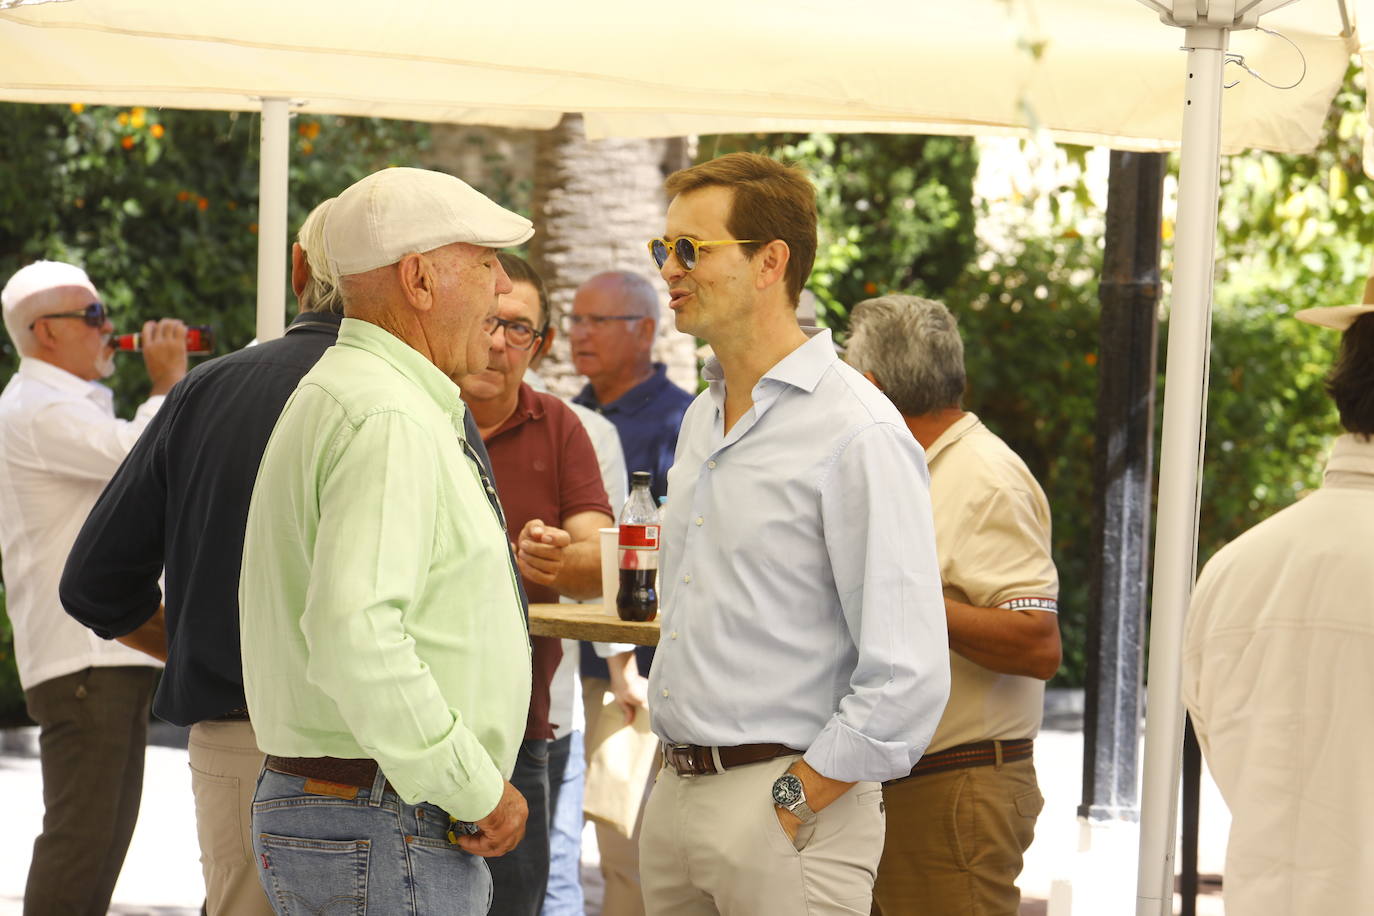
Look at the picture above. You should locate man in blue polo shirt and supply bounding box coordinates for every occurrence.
[569,269,692,915]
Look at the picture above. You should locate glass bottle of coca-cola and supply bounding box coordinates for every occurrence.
[616,471,659,622]
[114,325,215,356]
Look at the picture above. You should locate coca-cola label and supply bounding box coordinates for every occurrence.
[619,524,659,550]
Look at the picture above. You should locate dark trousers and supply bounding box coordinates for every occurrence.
[23,665,158,916]
[488,737,551,916]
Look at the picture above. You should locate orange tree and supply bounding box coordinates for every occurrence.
[0,103,431,720]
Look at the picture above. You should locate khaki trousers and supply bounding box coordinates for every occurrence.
[640,755,886,916]
[871,754,1042,916]
[582,676,657,916]
[187,719,273,916]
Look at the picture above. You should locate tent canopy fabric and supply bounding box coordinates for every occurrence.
[0,0,1358,153]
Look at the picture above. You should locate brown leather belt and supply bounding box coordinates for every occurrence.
[661,742,800,776]
[888,738,1034,784]
[264,755,392,794]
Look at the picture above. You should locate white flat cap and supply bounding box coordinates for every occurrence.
[2,260,98,352]
[325,167,534,277]
[2,260,96,311]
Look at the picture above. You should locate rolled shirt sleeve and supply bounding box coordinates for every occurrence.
[61,393,172,640]
[809,422,951,782]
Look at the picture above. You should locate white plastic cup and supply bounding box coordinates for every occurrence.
[599,527,619,617]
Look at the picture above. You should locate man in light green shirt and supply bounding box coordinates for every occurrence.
[240,167,535,912]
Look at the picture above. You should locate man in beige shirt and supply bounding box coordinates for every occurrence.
[846,294,1061,916]
[1182,300,1374,915]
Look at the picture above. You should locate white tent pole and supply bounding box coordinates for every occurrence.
[255,97,289,342]
[1134,24,1228,916]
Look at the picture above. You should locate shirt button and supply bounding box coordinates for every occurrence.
[671,631,679,639]
[682,574,692,584]
[661,688,670,698]
[707,460,717,469]
[695,516,704,526]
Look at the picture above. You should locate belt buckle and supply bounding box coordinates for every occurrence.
[665,743,698,777]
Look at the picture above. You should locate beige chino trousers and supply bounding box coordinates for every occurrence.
[187,719,274,916]
[640,754,885,916]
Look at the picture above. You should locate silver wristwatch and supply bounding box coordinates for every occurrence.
[771,772,816,821]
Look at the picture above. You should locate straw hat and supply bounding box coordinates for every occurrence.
[1295,258,1374,330]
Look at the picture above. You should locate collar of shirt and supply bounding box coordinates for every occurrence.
[335,317,467,424]
[576,362,675,416]
[283,310,344,336]
[923,412,982,464]
[489,382,547,440]
[17,357,113,411]
[1324,432,1374,488]
[702,327,833,437]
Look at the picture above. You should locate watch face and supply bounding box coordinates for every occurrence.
[772,773,804,807]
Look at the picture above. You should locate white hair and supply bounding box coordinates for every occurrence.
[846,295,965,417]
[297,198,343,314]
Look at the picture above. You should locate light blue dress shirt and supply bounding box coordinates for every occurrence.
[648,329,951,783]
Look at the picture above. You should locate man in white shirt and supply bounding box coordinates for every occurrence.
[640,153,950,915]
[1182,300,1374,915]
[0,260,186,914]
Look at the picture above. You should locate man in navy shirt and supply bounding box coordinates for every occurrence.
[569,270,692,915]
[571,270,692,505]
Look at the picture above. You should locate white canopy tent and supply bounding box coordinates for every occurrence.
[0,2,1366,912]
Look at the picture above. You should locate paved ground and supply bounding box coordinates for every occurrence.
[0,721,1230,915]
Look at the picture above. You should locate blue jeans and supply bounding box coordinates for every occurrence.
[542,731,585,916]
[251,766,492,914]
[487,738,550,916]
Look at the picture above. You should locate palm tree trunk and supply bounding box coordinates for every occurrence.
[530,114,696,397]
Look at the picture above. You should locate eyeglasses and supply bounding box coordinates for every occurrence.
[483,315,546,351]
[648,236,759,271]
[28,301,108,331]
[567,314,645,331]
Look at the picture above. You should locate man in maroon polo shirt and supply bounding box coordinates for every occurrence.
[459,252,614,916]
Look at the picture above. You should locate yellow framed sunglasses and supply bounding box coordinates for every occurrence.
[648,236,759,271]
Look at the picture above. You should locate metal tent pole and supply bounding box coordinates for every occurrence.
[1134,25,1227,916]
[255,97,289,342]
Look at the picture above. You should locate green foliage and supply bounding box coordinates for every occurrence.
[948,229,1105,684]
[1196,63,1365,562]
[0,103,433,715]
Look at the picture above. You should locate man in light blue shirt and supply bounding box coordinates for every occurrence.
[639,152,951,915]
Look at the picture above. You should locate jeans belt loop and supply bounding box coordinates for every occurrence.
[994,739,1004,769]
[368,765,387,807]
[709,745,726,774]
